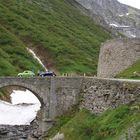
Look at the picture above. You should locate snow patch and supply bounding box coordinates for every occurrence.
[118,13,129,17]
[126,13,130,16]
[11,90,40,105]
[130,34,136,38]
[110,23,118,27]
[27,48,47,71]
[110,23,130,28]
[0,90,41,125]
[119,14,124,17]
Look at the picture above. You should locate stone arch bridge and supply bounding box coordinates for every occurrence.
[0,77,140,132]
[0,77,83,132]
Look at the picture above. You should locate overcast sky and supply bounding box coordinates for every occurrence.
[118,0,140,9]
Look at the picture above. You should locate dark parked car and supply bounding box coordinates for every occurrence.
[38,71,56,77]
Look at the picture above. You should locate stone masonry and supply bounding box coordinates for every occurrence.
[0,77,140,115]
[81,78,140,114]
[0,76,140,134]
[97,39,140,78]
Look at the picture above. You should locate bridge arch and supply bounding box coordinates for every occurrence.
[0,77,82,124]
[0,84,44,106]
[0,78,52,133]
[0,77,50,107]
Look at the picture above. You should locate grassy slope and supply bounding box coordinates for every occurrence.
[46,105,140,140]
[0,0,111,75]
[0,25,43,76]
[116,59,140,79]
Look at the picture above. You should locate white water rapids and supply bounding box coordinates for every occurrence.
[0,90,41,125]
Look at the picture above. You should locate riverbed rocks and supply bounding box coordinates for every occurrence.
[0,119,41,140]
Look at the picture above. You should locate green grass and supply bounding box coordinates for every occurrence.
[116,59,140,79]
[45,104,140,140]
[0,25,43,76]
[0,0,111,75]
[43,105,79,139]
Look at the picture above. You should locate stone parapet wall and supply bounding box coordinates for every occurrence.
[97,39,140,78]
[81,78,140,114]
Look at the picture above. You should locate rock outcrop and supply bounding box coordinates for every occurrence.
[97,39,140,78]
[75,0,140,38]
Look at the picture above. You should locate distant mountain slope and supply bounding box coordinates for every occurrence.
[75,0,140,38]
[0,0,111,75]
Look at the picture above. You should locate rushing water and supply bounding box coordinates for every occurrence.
[0,90,41,125]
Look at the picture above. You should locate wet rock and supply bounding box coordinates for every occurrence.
[0,119,42,140]
[21,134,28,139]
[0,126,9,135]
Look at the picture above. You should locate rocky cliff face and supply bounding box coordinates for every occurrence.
[75,0,140,38]
[97,39,140,78]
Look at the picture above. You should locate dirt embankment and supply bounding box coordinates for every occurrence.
[0,86,26,102]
